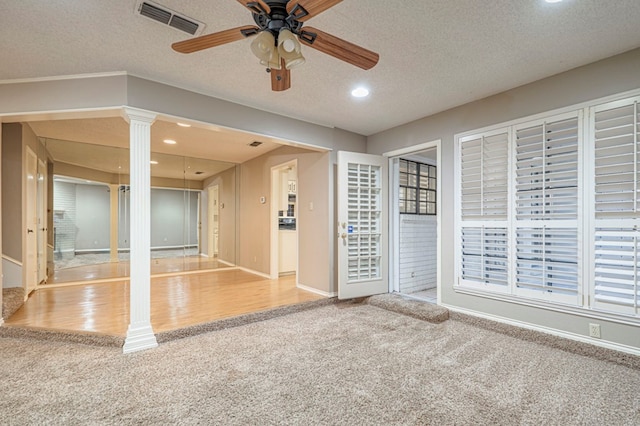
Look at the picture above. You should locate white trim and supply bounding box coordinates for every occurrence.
[444,304,640,357]
[297,283,335,298]
[0,71,127,85]
[238,267,272,280]
[454,287,640,327]
[270,160,298,280]
[383,141,439,158]
[217,259,236,267]
[122,325,158,354]
[2,254,22,267]
[383,140,441,302]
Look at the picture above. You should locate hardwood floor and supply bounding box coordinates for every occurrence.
[6,269,325,336]
[46,255,226,284]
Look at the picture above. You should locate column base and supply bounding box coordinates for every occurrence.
[123,323,158,354]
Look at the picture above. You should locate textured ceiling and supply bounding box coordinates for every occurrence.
[2,0,640,137]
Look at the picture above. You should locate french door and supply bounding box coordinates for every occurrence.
[337,151,388,299]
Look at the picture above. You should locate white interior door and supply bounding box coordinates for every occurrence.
[25,147,38,293]
[337,151,388,299]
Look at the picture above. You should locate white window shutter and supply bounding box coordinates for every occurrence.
[514,113,580,305]
[515,117,579,220]
[594,102,638,218]
[591,97,640,316]
[459,129,509,291]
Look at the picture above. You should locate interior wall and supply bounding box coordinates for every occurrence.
[203,167,237,264]
[75,184,110,251]
[367,47,640,350]
[150,188,198,249]
[239,146,331,293]
[1,123,22,263]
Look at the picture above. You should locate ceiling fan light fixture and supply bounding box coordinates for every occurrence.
[250,30,276,63]
[278,28,305,69]
[260,45,282,70]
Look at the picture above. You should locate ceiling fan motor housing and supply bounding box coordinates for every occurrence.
[252,0,305,37]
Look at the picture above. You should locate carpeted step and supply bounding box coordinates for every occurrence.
[2,287,25,319]
[366,293,449,323]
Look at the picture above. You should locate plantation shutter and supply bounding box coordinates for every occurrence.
[592,98,640,315]
[514,113,581,304]
[459,130,509,291]
[347,162,382,281]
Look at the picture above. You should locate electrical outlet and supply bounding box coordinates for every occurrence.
[589,323,601,339]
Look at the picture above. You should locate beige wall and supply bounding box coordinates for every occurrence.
[203,166,238,264]
[239,145,331,294]
[367,47,640,350]
[2,123,23,262]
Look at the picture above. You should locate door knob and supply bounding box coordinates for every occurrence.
[27,229,34,234]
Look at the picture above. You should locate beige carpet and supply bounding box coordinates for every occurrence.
[2,287,24,319]
[1,299,638,424]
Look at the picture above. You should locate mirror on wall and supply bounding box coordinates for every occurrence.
[39,135,238,285]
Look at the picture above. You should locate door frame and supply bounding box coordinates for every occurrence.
[270,159,298,279]
[37,157,47,284]
[383,140,442,304]
[24,146,38,295]
[207,184,219,257]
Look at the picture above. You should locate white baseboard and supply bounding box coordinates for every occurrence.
[297,283,335,298]
[443,304,640,357]
[237,267,272,279]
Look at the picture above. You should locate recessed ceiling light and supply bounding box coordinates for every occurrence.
[351,87,370,98]
[177,122,191,127]
[545,0,562,3]
[163,139,177,145]
[150,160,158,165]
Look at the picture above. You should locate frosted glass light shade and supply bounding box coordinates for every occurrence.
[250,31,276,63]
[277,29,305,69]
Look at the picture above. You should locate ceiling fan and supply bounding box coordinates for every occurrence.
[171,0,379,91]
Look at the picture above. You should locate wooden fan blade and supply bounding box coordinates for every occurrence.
[237,0,270,14]
[299,27,379,70]
[287,0,342,22]
[271,59,291,91]
[172,25,259,54]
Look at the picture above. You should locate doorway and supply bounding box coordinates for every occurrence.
[270,160,298,279]
[388,142,441,304]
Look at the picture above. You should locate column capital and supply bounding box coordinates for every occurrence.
[121,107,157,125]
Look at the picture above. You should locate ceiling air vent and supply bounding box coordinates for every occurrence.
[249,141,263,147]
[136,1,205,36]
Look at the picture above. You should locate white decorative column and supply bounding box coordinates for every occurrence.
[121,107,158,354]
[109,183,119,264]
